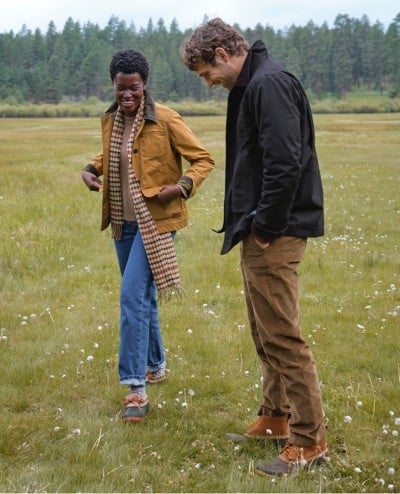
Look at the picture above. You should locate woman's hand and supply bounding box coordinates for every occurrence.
[82,171,103,191]
[157,185,182,203]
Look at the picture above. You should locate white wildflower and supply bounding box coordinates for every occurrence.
[300,457,308,467]
[344,415,352,423]
[354,467,362,473]
[86,355,94,361]
[388,467,395,475]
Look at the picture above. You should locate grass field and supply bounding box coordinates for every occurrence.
[0,113,399,493]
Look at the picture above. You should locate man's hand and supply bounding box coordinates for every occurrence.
[252,233,270,249]
[82,171,103,191]
[157,185,182,203]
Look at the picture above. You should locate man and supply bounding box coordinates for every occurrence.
[183,18,328,476]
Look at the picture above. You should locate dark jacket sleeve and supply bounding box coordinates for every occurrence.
[249,72,303,239]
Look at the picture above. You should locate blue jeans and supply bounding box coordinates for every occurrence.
[114,221,166,387]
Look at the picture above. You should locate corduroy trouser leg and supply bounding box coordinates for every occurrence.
[240,235,326,446]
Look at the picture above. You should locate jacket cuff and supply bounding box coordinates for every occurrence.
[251,220,277,243]
[177,176,193,198]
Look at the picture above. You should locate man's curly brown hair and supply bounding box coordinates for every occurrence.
[182,18,249,70]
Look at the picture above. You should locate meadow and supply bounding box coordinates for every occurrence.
[0,113,399,493]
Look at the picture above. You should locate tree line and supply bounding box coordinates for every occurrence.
[0,13,399,105]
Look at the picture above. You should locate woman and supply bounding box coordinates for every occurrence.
[82,49,214,422]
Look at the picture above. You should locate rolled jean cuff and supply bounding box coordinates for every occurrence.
[120,377,146,387]
[146,361,166,373]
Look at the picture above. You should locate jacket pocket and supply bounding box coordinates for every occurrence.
[144,195,183,222]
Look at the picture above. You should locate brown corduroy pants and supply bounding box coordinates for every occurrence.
[240,235,326,446]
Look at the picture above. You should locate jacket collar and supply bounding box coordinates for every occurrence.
[234,40,269,88]
[104,88,157,123]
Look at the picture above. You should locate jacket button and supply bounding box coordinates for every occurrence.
[133,149,138,154]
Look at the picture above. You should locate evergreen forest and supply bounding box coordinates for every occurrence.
[1,13,399,105]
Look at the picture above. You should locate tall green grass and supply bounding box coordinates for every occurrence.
[1,93,400,117]
[0,114,399,492]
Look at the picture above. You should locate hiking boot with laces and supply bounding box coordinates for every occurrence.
[225,415,289,446]
[146,369,166,384]
[255,438,329,476]
[121,392,149,422]
[244,415,290,440]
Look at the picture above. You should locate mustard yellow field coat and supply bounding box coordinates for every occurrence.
[89,93,214,234]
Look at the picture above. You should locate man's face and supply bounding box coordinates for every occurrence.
[194,58,238,91]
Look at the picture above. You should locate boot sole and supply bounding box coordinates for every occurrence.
[255,451,329,478]
[225,432,288,448]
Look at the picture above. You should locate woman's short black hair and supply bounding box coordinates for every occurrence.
[109,49,149,82]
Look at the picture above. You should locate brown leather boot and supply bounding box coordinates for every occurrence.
[255,437,329,476]
[244,415,290,440]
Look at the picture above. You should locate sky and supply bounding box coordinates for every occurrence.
[1,0,399,34]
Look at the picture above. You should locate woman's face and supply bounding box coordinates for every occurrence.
[113,72,147,116]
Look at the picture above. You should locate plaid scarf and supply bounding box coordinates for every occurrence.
[109,97,183,301]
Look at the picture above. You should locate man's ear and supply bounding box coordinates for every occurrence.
[215,47,229,62]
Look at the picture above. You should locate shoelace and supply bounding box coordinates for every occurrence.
[280,444,304,463]
[124,393,147,407]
